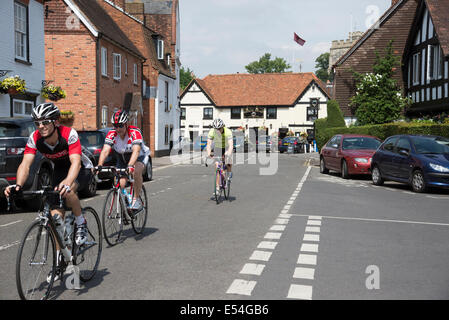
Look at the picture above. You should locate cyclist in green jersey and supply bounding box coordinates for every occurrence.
[206,119,233,194]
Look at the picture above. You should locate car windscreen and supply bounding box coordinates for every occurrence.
[342,137,381,150]
[0,123,29,137]
[411,136,449,154]
[78,132,105,147]
[282,137,297,143]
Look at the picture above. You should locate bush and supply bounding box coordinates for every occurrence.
[326,100,346,128]
[316,122,449,151]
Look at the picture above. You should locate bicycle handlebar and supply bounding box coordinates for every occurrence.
[6,187,63,212]
[95,166,128,174]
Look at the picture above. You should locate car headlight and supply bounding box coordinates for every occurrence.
[354,158,369,163]
[429,163,449,173]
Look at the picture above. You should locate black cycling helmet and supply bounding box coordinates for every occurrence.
[111,110,129,125]
[31,102,60,121]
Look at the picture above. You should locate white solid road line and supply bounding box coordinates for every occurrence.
[0,220,22,228]
[291,214,449,227]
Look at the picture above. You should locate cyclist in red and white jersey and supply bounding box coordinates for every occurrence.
[4,103,89,248]
[97,110,150,211]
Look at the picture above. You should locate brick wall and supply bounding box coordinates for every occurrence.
[99,0,158,156]
[333,0,418,117]
[98,38,142,130]
[45,32,98,130]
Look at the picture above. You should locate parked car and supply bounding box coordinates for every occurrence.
[371,134,449,193]
[78,129,115,182]
[0,117,97,211]
[320,134,382,179]
[278,136,304,153]
[81,127,153,181]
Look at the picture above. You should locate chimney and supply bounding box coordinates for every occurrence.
[391,0,400,6]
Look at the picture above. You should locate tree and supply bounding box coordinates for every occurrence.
[180,66,195,91]
[245,53,291,74]
[326,99,346,128]
[349,41,411,126]
[315,52,330,82]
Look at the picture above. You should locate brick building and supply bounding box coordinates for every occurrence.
[96,0,180,157]
[331,0,418,125]
[44,0,145,131]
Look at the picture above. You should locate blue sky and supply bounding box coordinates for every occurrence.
[179,0,391,78]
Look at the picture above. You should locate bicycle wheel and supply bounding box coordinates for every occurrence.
[102,189,125,247]
[224,171,231,200]
[131,185,148,234]
[214,169,222,204]
[74,207,102,282]
[16,220,56,300]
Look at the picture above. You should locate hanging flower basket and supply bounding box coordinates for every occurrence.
[41,84,66,101]
[59,110,75,127]
[0,76,26,95]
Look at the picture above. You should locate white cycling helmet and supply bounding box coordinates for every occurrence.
[31,102,60,121]
[212,118,225,129]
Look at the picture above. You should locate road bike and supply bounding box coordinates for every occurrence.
[9,187,102,300]
[96,166,148,246]
[206,156,231,204]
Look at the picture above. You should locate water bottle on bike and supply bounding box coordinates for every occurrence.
[63,213,75,247]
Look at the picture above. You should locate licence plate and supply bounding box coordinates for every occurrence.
[284,143,289,145]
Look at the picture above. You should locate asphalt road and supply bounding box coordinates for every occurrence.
[1,152,448,300]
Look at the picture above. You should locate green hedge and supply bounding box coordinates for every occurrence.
[316,122,449,151]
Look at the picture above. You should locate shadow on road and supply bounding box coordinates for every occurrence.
[48,268,111,300]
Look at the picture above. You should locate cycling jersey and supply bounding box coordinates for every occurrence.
[24,125,91,169]
[208,127,233,149]
[104,125,150,159]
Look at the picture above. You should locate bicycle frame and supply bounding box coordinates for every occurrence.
[11,190,73,264]
[99,166,134,220]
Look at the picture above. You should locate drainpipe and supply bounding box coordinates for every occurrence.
[96,34,102,129]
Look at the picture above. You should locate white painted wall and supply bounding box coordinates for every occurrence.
[155,74,180,152]
[0,1,45,117]
[181,82,328,139]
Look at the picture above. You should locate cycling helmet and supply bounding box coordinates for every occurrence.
[111,110,129,125]
[212,118,225,129]
[31,102,60,121]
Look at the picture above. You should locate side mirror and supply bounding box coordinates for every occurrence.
[332,144,338,149]
[398,149,409,156]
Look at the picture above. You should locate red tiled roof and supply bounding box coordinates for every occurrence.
[195,73,329,107]
[426,0,449,57]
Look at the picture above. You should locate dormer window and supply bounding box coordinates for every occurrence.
[157,39,164,60]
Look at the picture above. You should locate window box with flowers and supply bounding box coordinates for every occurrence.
[41,84,66,101]
[0,76,26,95]
[59,110,75,127]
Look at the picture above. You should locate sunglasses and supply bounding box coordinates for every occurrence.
[113,123,125,128]
[34,120,54,127]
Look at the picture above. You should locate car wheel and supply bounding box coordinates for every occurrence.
[341,160,349,179]
[411,169,427,193]
[320,157,329,174]
[27,167,52,211]
[143,160,153,181]
[371,166,384,186]
[79,170,97,198]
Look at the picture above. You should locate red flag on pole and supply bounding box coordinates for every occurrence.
[294,32,306,46]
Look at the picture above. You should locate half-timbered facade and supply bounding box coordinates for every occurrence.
[180,73,330,142]
[402,0,449,116]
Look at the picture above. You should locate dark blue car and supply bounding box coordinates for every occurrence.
[371,134,449,193]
